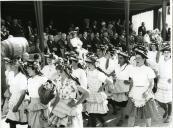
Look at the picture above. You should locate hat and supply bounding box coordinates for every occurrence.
[68,51,79,61]
[117,51,129,58]
[44,53,56,59]
[150,42,158,46]
[135,48,148,59]
[99,44,108,50]
[3,57,12,63]
[8,55,22,64]
[161,45,171,52]
[133,45,147,52]
[86,53,97,64]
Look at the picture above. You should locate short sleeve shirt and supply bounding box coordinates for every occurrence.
[87,69,107,93]
[114,64,132,80]
[41,65,58,80]
[72,68,87,89]
[28,75,48,98]
[8,72,27,104]
[130,65,155,88]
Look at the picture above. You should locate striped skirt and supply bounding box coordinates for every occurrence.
[86,92,108,114]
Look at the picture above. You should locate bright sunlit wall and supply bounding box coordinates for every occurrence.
[132,10,154,34]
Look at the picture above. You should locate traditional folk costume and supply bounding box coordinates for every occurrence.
[42,64,58,81]
[2,68,12,116]
[111,63,132,107]
[86,69,109,114]
[128,65,158,119]
[154,45,172,123]
[27,75,48,128]
[49,74,83,128]
[155,53,172,103]
[85,54,112,127]
[6,71,28,125]
[86,68,109,126]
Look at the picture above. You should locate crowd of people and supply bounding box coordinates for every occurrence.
[1,16,172,128]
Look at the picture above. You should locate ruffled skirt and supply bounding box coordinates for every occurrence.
[111,93,128,102]
[86,92,108,114]
[49,99,83,128]
[28,98,48,128]
[6,99,29,125]
[127,98,159,119]
[155,88,172,103]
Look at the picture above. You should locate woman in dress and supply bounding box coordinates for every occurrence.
[127,47,157,127]
[42,53,58,81]
[110,51,132,126]
[5,56,28,128]
[155,45,172,123]
[26,60,48,128]
[49,57,89,128]
[147,43,159,93]
[85,55,112,127]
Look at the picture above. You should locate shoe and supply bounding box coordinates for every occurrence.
[164,116,171,123]
[116,119,123,126]
[102,123,108,127]
[125,115,129,119]
[112,111,118,115]
[163,112,168,118]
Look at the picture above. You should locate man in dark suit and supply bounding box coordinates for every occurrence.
[25,20,33,39]
[47,35,56,53]
[110,32,120,47]
[81,31,90,50]
[93,32,102,49]
[9,19,24,37]
[102,30,111,45]
[58,33,68,57]
[138,22,146,36]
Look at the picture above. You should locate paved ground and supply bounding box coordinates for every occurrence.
[1,103,172,128]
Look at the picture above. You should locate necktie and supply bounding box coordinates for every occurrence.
[105,58,109,69]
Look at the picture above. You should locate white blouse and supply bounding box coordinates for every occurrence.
[8,72,27,104]
[158,58,171,79]
[157,58,172,90]
[27,75,48,98]
[129,65,155,107]
[114,64,132,80]
[87,69,107,93]
[41,64,58,80]
[72,68,87,89]
[147,51,158,70]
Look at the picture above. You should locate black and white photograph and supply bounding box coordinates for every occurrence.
[0,0,172,128]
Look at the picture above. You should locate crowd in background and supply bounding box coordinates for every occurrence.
[1,16,171,56]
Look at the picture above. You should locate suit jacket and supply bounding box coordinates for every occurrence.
[81,37,90,49]
[110,37,120,47]
[93,37,102,48]
[47,40,55,53]
[102,37,110,45]
[138,26,146,36]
